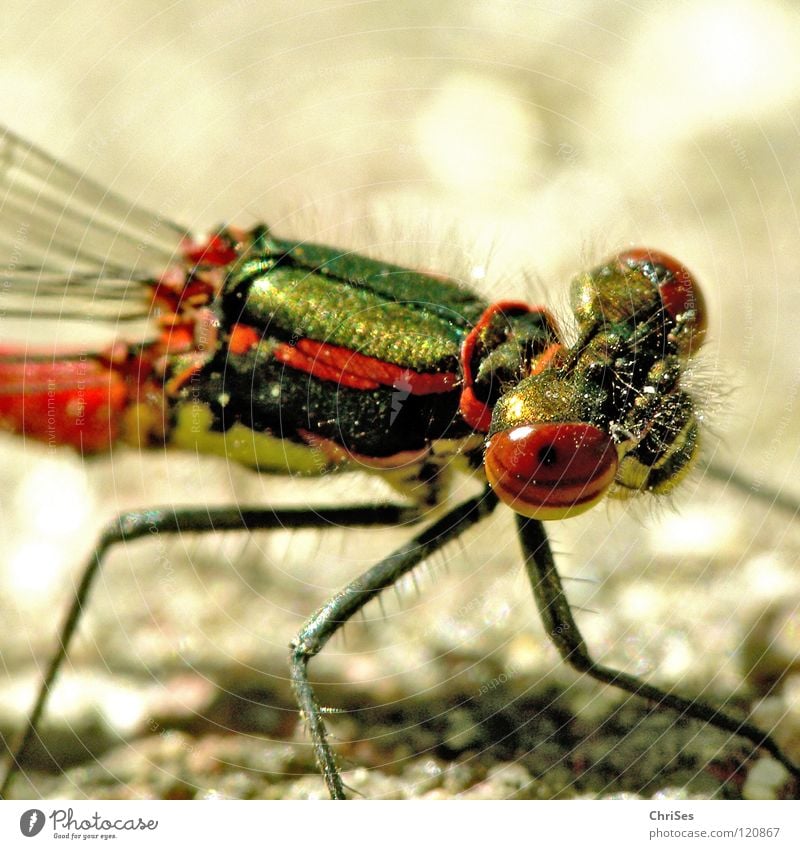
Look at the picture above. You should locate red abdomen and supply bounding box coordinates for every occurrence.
[0,355,128,452]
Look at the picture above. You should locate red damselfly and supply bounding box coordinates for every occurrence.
[0,126,797,800]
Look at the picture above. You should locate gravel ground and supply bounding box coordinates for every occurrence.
[1,0,800,802]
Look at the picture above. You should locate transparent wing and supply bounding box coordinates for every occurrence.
[0,126,188,350]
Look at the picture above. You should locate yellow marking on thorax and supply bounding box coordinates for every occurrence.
[169,402,336,475]
[169,402,486,502]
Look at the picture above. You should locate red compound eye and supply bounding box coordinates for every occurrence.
[617,248,707,354]
[484,422,619,520]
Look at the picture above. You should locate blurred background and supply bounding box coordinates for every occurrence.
[1,0,799,799]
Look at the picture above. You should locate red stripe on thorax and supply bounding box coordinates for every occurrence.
[269,337,456,395]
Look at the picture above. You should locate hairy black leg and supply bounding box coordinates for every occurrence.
[0,502,419,798]
[516,514,800,784]
[290,488,500,799]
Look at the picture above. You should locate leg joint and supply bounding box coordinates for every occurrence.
[289,636,319,664]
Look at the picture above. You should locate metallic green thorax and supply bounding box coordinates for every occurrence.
[223,229,486,372]
[168,227,498,481]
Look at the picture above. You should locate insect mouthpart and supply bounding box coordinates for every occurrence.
[484,421,619,520]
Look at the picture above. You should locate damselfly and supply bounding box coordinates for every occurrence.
[0,126,796,799]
